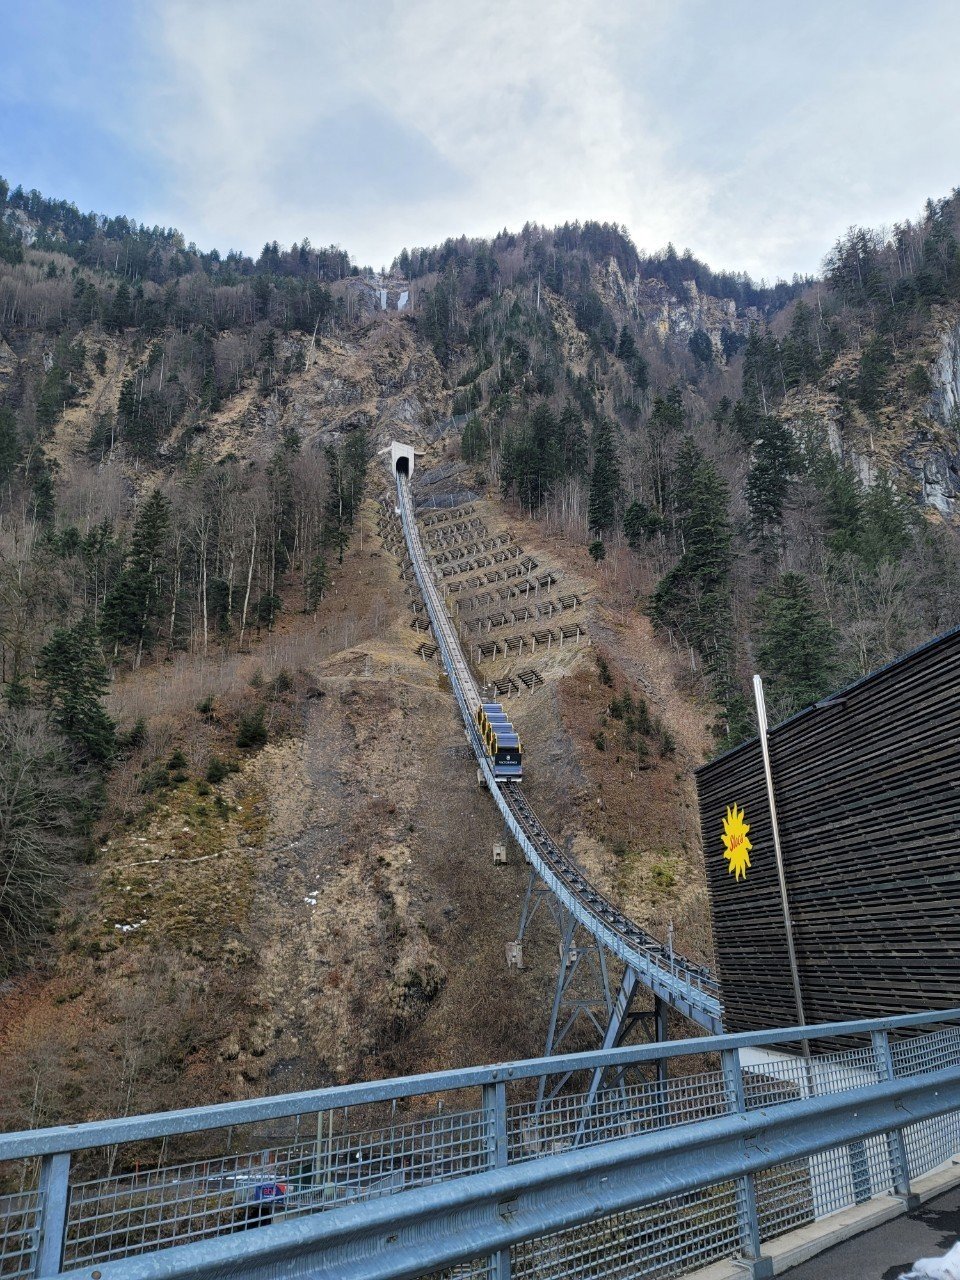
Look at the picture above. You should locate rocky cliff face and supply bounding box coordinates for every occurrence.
[930,318,960,429]
[918,317,960,516]
[773,313,960,523]
[181,317,449,466]
[599,258,758,358]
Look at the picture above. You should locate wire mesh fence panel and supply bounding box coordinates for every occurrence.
[902,1111,960,1180]
[506,1070,730,1161]
[755,1160,815,1240]
[3,1013,960,1278]
[742,1044,880,1110]
[415,1262,491,1280]
[65,1163,246,1266]
[892,1026,960,1078]
[305,1104,491,1203]
[63,1103,491,1267]
[512,1183,743,1280]
[809,1137,896,1217]
[757,1133,897,1244]
[0,1189,40,1280]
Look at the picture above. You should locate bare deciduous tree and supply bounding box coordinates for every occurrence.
[0,711,92,974]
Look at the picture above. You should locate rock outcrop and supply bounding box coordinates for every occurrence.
[930,318,960,430]
[600,257,759,359]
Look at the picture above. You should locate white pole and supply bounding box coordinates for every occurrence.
[753,674,808,1035]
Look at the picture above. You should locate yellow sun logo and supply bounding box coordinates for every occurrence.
[721,803,752,881]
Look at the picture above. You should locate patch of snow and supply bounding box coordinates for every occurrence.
[900,1242,960,1279]
[114,919,148,934]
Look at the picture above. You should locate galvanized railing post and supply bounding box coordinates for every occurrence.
[721,1048,773,1279]
[871,1029,917,1207]
[483,1081,511,1280]
[34,1151,70,1277]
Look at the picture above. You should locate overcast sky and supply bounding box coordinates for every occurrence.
[3,0,960,281]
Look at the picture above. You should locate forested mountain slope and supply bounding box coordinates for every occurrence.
[1,173,959,1130]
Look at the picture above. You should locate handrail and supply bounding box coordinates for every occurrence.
[51,1036,960,1280]
[3,1007,958,1161]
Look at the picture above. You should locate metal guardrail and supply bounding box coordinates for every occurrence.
[2,1010,959,1278]
[395,473,723,1030]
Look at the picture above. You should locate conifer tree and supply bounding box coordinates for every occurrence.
[616,326,637,362]
[0,406,20,484]
[858,471,913,568]
[623,500,662,547]
[342,425,370,525]
[560,402,588,476]
[588,418,620,536]
[101,491,172,658]
[461,415,487,463]
[107,281,131,333]
[746,418,797,552]
[688,330,713,363]
[756,573,837,717]
[306,554,330,611]
[652,458,740,734]
[37,616,115,765]
[781,300,820,388]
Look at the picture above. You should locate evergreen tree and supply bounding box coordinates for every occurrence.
[101,491,172,656]
[666,436,705,534]
[781,300,820,388]
[342,424,370,525]
[857,471,914,569]
[856,335,892,416]
[321,445,349,563]
[501,403,563,510]
[616,326,637,362]
[688,330,713,363]
[306,554,330,611]
[37,616,116,764]
[756,573,837,717]
[652,458,739,733]
[107,281,131,333]
[588,418,620,536]
[28,452,56,523]
[746,418,797,551]
[623,499,662,547]
[741,324,780,414]
[813,453,862,557]
[560,402,588,476]
[461,415,487,464]
[0,407,21,483]
[630,352,650,391]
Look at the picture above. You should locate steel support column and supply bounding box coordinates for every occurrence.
[722,1048,773,1279]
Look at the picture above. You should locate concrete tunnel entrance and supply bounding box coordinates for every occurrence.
[390,442,415,478]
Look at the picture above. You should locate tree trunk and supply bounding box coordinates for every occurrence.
[238,519,257,651]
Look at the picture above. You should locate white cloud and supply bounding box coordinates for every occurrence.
[126,0,960,278]
[139,0,695,265]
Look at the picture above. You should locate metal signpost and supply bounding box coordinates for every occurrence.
[752,675,808,1035]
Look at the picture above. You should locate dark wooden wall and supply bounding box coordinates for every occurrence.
[696,627,960,1034]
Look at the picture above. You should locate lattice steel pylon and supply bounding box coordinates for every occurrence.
[511,860,671,1115]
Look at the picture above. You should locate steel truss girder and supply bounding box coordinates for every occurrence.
[515,867,674,1137]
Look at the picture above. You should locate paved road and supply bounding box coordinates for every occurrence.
[783,1185,960,1278]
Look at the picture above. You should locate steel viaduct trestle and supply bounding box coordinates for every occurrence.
[393,461,723,1047]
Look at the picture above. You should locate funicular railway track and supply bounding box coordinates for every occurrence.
[396,470,723,1033]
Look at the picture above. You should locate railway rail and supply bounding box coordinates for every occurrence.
[395,469,723,1034]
